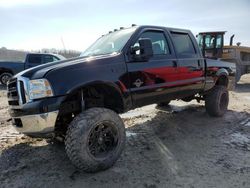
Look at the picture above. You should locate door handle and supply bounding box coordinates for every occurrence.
[173,61,177,67]
[198,60,201,67]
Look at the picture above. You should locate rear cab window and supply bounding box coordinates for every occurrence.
[43,55,59,64]
[27,54,42,64]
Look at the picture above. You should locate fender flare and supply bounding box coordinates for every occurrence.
[215,68,229,77]
[215,68,230,87]
[66,80,123,96]
[65,80,126,112]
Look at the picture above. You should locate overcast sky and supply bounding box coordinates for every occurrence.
[0,0,249,51]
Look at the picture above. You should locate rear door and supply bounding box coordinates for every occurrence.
[126,29,180,107]
[170,31,205,96]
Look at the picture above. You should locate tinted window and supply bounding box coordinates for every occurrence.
[53,56,60,61]
[43,55,54,63]
[134,31,170,55]
[28,54,42,64]
[171,33,196,57]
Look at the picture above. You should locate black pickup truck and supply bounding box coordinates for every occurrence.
[0,53,65,85]
[7,25,235,172]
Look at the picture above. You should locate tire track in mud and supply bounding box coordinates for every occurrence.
[126,128,178,174]
[240,117,250,127]
[123,108,180,176]
[222,111,250,153]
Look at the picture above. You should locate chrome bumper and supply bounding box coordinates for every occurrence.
[12,111,59,134]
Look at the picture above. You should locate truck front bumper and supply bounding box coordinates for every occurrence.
[9,95,66,137]
[12,111,59,135]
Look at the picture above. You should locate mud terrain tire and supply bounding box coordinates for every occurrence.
[205,86,229,117]
[65,107,126,172]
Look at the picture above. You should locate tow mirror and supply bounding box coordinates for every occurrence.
[131,38,153,61]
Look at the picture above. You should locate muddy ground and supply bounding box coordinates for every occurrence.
[0,75,250,188]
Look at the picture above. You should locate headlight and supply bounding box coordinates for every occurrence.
[28,79,53,100]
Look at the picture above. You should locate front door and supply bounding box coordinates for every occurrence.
[126,29,179,107]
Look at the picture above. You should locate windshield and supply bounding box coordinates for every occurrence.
[81,27,136,57]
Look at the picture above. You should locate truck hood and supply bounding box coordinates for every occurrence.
[15,57,80,78]
[16,53,121,79]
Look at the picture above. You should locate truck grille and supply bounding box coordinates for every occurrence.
[7,78,26,106]
[7,78,19,106]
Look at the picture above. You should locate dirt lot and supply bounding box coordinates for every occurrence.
[0,75,250,188]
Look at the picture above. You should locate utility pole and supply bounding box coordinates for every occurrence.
[61,36,66,52]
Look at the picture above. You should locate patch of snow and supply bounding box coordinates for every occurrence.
[246,121,250,127]
[126,131,137,137]
[240,118,250,126]
[231,132,250,144]
[244,96,250,100]
[120,104,156,119]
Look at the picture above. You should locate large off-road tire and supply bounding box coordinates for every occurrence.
[65,107,126,172]
[205,86,229,117]
[0,72,13,85]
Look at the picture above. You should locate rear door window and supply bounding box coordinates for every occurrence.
[171,32,196,58]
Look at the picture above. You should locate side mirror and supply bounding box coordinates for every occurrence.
[131,38,153,61]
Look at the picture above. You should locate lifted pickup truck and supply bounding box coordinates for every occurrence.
[7,25,235,172]
[0,53,65,85]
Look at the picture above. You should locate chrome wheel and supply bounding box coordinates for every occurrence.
[0,73,12,85]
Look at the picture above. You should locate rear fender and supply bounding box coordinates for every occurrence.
[215,68,229,77]
[215,68,235,90]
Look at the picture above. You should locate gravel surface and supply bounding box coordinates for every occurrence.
[0,75,250,188]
